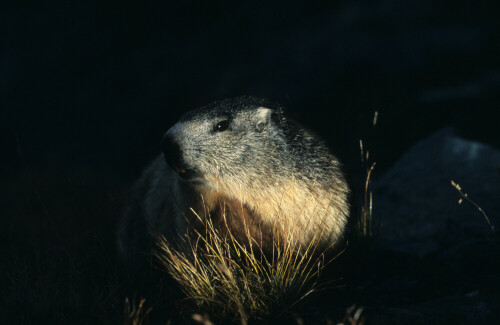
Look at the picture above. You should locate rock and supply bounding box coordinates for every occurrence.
[372,128,500,256]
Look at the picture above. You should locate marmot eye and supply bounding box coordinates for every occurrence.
[214,120,230,132]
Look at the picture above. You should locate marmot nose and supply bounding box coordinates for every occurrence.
[161,133,183,169]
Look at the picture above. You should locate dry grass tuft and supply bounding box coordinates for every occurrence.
[123,297,152,325]
[338,305,365,325]
[358,111,378,239]
[451,180,495,232]
[155,205,340,323]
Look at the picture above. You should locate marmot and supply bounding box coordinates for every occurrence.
[118,96,349,266]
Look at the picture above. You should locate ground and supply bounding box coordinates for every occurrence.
[1,165,498,324]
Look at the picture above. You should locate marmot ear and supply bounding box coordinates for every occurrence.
[256,107,272,132]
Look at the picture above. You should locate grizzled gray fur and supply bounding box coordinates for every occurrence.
[118,96,349,266]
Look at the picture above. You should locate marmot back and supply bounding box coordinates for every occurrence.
[118,97,349,266]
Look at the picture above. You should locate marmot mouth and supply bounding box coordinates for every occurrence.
[165,159,198,181]
[172,166,197,181]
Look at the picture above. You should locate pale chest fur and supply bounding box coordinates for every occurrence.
[196,176,348,246]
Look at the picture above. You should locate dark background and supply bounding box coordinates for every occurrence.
[1,0,500,323]
[3,0,500,178]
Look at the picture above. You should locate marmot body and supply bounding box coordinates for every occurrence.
[118,97,349,265]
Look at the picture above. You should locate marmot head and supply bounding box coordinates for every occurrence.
[162,96,288,188]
